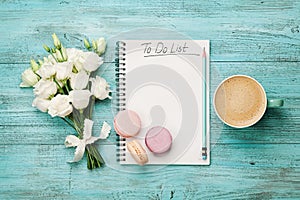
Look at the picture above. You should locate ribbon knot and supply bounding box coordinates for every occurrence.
[64,119,111,163]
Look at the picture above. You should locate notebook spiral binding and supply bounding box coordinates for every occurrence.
[115,41,127,162]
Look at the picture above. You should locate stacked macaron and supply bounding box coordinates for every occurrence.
[114,109,173,165]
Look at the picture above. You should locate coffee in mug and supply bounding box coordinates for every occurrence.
[213,75,283,128]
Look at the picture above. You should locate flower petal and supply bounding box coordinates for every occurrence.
[33,79,57,99]
[65,135,80,147]
[70,70,89,90]
[90,76,111,100]
[20,82,32,87]
[48,94,73,118]
[36,64,56,79]
[69,90,91,110]
[32,97,51,112]
[82,52,102,72]
[54,62,73,80]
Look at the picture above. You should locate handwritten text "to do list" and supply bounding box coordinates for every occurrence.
[141,41,200,57]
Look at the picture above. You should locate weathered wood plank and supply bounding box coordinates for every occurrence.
[0,145,72,199]
[1,62,299,145]
[1,0,300,199]
[0,144,299,199]
[0,109,298,146]
[0,0,299,63]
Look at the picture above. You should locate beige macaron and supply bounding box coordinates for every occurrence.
[127,140,148,165]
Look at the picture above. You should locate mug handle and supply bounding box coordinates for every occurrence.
[267,99,284,108]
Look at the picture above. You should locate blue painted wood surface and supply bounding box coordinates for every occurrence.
[1,0,299,199]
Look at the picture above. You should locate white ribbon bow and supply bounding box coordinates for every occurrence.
[64,119,111,163]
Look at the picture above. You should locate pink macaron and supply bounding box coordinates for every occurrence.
[114,110,141,138]
[145,126,173,154]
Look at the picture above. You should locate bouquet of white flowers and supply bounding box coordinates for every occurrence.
[20,34,111,169]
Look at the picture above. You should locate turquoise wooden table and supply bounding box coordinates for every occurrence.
[1,0,299,199]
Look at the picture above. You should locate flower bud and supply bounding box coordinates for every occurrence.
[61,46,68,61]
[96,37,106,56]
[30,59,40,72]
[84,38,91,50]
[92,40,97,50]
[20,68,39,87]
[38,59,44,65]
[43,44,51,52]
[52,33,61,49]
[56,51,64,62]
[51,48,56,53]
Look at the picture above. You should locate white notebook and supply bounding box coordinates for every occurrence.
[115,40,210,165]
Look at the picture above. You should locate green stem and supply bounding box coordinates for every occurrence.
[53,78,65,94]
[89,96,96,119]
[34,72,41,79]
[64,80,70,94]
[61,117,76,130]
[59,49,64,61]
[87,151,92,169]
[86,144,104,169]
[50,52,58,62]
[90,152,95,169]
[76,109,85,139]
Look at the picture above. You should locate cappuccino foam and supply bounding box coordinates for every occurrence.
[214,76,266,127]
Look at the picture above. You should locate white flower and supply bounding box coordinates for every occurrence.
[66,48,83,62]
[66,48,84,71]
[33,79,57,99]
[48,94,73,117]
[54,62,73,80]
[96,37,106,56]
[66,49,102,73]
[36,63,56,79]
[69,90,91,110]
[82,52,103,72]
[90,76,111,100]
[73,59,84,72]
[32,97,51,112]
[65,119,111,162]
[70,71,89,90]
[20,68,40,87]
